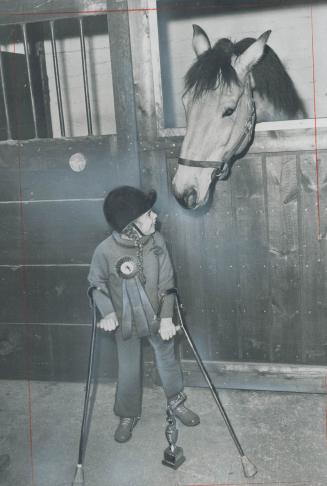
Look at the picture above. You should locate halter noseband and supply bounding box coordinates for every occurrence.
[179,92,256,179]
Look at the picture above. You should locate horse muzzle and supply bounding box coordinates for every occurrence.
[174,186,198,209]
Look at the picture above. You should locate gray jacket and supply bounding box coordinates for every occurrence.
[88,231,175,325]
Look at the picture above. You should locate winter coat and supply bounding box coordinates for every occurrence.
[88,231,175,339]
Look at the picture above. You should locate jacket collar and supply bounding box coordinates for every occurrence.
[112,231,152,248]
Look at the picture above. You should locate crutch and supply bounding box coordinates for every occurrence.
[72,286,98,486]
[160,288,257,478]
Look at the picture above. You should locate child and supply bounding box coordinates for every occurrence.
[88,186,200,443]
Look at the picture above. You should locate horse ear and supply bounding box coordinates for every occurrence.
[234,30,271,80]
[192,24,211,56]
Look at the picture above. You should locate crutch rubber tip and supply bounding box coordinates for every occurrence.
[72,464,84,485]
[241,455,257,478]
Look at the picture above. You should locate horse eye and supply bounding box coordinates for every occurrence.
[222,107,235,117]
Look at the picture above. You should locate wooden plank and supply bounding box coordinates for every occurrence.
[0,322,118,381]
[140,153,209,359]
[199,176,240,361]
[107,1,140,186]
[128,0,158,140]
[231,155,270,361]
[0,267,24,323]
[0,136,118,201]
[19,137,118,200]
[138,125,327,154]
[0,266,90,324]
[252,126,327,154]
[0,0,108,25]
[181,360,327,394]
[318,151,327,240]
[265,154,301,363]
[143,158,240,363]
[299,152,327,365]
[0,204,21,264]
[23,200,108,264]
[175,209,212,361]
[25,266,92,324]
[0,200,109,265]
[163,158,238,362]
[160,156,211,360]
[0,146,21,201]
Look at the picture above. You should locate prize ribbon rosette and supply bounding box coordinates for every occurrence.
[116,256,159,339]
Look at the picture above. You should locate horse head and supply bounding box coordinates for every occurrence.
[172,25,271,210]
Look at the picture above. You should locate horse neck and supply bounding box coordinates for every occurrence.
[253,91,301,122]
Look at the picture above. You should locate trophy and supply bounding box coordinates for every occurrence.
[162,393,186,469]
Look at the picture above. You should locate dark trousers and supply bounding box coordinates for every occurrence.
[113,330,184,418]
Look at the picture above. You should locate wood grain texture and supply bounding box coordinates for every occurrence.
[0,321,118,381]
[299,152,327,364]
[0,136,118,201]
[0,200,108,265]
[200,176,240,361]
[181,359,327,393]
[266,154,301,363]
[128,4,327,372]
[231,155,270,361]
[0,266,92,324]
[138,126,327,154]
[107,1,140,177]
[128,0,158,140]
[0,0,109,25]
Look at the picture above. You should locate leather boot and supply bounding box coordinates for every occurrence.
[114,417,139,443]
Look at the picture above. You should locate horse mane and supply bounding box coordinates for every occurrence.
[185,37,305,118]
[185,38,239,99]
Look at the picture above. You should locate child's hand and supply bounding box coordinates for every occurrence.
[98,312,119,331]
[159,318,176,340]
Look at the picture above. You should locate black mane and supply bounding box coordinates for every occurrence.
[185,38,239,99]
[184,37,305,118]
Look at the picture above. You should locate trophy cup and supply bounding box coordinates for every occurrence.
[162,393,186,469]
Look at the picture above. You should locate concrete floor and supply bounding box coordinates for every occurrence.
[0,380,326,486]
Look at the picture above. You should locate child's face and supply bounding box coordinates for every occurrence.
[134,210,157,235]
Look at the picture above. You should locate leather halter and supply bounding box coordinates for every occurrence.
[178,92,256,178]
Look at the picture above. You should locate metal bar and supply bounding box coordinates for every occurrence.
[78,18,92,135]
[49,20,65,137]
[21,23,38,138]
[0,46,12,139]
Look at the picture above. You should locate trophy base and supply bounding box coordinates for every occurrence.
[162,446,185,470]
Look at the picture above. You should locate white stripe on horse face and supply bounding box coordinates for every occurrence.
[180,83,244,163]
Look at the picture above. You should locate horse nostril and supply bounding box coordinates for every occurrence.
[180,188,197,209]
[174,186,198,209]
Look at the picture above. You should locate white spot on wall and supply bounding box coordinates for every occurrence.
[69,152,87,172]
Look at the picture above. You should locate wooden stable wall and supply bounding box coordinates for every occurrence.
[0,1,145,382]
[128,0,327,392]
[135,136,327,392]
[0,0,326,392]
[140,142,327,363]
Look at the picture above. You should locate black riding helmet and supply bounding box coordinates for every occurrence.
[103,186,157,233]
